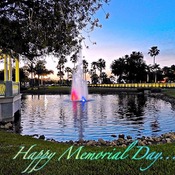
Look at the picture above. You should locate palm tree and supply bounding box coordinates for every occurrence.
[57,55,67,85]
[35,60,46,83]
[26,61,36,87]
[148,46,160,82]
[57,71,64,84]
[145,64,152,83]
[65,67,72,80]
[41,69,54,85]
[111,57,126,83]
[83,59,88,80]
[19,67,29,87]
[148,46,160,65]
[70,53,78,70]
[100,72,107,84]
[90,73,99,84]
[152,64,161,83]
[97,58,106,83]
[35,60,54,86]
[91,61,98,74]
[89,68,97,84]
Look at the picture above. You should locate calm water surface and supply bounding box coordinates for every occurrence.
[20,94,175,141]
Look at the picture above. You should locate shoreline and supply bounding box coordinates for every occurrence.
[21,86,144,95]
[148,92,175,105]
[1,125,175,147]
[25,131,175,147]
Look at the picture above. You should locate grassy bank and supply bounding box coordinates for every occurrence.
[21,86,71,94]
[162,89,175,98]
[21,86,175,96]
[8,86,175,174]
[21,85,138,95]
[1,130,175,175]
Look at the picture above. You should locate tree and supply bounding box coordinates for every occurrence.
[152,64,162,82]
[148,46,160,82]
[91,61,98,74]
[25,59,38,87]
[91,73,99,84]
[19,67,29,87]
[126,52,147,82]
[111,52,147,83]
[147,64,160,83]
[35,60,53,86]
[65,67,72,80]
[97,58,106,83]
[100,72,108,83]
[40,69,54,85]
[57,55,67,84]
[0,1,110,60]
[162,65,175,82]
[109,75,116,83]
[171,65,175,73]
[83,59,88,81]
[35,60,46,80]
[145,64,152,83]
[70,53,78,70]
[111,57,126,83]
[89,68,98,84]
[148,46,160,65]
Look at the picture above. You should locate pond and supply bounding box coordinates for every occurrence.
[18,94,175,141]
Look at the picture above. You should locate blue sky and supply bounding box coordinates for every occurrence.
[47,0,175,79]
[84,0,175,64]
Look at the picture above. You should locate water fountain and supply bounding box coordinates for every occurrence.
[70,47,88,102]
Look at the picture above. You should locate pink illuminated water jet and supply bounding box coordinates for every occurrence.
[71,47,88,102]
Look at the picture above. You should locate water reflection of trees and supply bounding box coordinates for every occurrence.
[117,94,147,124]
[147,97,161,133]
[19,94,173,140]
[20,95,48,132]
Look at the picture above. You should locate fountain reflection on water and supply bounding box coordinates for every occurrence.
[70,47,88,102]
[19,94,175,141]
[72,101,88,140]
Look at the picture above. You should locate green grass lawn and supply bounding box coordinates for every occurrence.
[21,85,137,95]
[162,89,175,98]
[14,87,175,174]
[1,130,175,175]
[22,85,175,96]
[23,86,71,94]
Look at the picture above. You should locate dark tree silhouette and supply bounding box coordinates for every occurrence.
[57,55,67,84]
[0,1,110,60]
[97,58,106,83]
[83,59,88,81]
[148,46,160,82]
[111,52,147,83]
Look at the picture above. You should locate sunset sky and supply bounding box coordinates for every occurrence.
[42,0,175,79]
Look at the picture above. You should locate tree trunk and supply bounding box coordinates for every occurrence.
[41,76,43,85]
[153,56,156,65]
[59,68,62,85]
[37,75,40,89]
[147,73,149,83]
[155,71,157,83]
[100,70,102,84]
